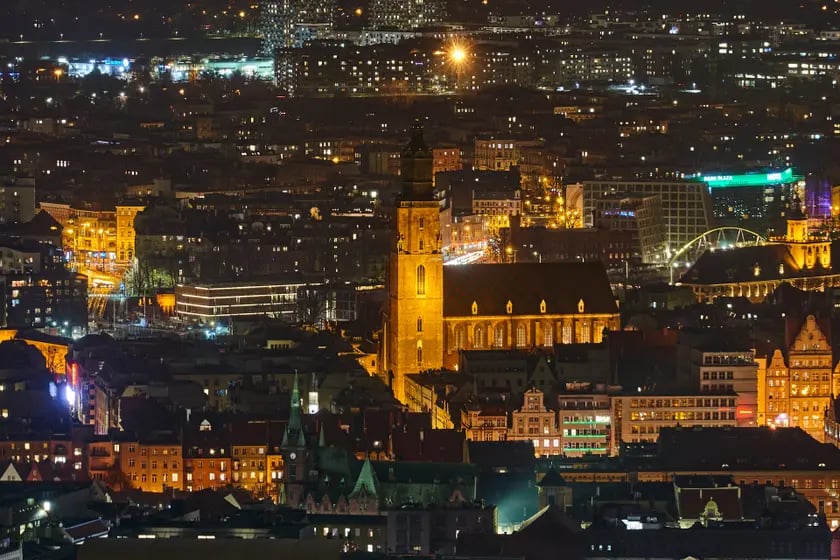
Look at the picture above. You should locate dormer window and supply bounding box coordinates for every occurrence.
[540,299,547,314]
[506,300,513,314]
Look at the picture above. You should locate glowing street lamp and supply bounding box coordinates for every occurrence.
[450,46,467,65]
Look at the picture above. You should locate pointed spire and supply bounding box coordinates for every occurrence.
[282,372,305,448]
[350,456,380,498]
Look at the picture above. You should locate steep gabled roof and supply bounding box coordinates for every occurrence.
[443,262,618,317]
[349,457,379,499]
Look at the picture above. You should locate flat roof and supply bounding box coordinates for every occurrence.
[688,168,802,189]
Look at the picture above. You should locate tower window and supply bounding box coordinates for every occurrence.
[417,343,423,368]
[416,265,426,295]
[418,217,425,230]
[417,316,423,333]
[419,238,424,251]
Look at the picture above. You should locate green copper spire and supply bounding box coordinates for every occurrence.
[282,373,305,447]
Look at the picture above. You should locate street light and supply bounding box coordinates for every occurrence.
[446,42,470,90]
[450,45,467,64]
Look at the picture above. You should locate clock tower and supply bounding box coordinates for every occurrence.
[281,373,306,506]
[382,121,444,403]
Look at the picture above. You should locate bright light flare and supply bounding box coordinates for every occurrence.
[449,45,467,64]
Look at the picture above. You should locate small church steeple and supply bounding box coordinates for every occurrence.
[282,373,305,447]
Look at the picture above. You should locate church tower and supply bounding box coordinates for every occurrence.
[281,373,306,506]
[383,122,444,404]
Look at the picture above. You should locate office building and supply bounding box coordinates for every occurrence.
[175,278,324,323]
[582,179,714,257]
[557,391,612,457]
[610,392,738,455]
[593,194,668,264]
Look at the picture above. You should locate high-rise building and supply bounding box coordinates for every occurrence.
[259,0,335,56]
[368,0,446,30]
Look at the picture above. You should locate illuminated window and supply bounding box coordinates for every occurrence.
[494,325,505,347]
[417,343,423,368]
[516,324,527,347]
[416,265,426,295]
[474,325,483,348]
[543,325,553,347]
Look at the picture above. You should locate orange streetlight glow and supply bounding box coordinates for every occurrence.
[450,45,467,64]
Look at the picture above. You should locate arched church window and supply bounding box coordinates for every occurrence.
[516,324,527,347]
[543,325,553,347]
[474,325,483,348]
[416,265,426,295]
[417,316,423,333]
[581,322,591,343]
[494,325,505,347]
[562,323,572,344]
[416,342,423,368]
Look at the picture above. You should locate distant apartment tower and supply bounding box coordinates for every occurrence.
[259,0,335,55]
[368,0,446,30]
[0,178,36,224]
[582,179,713,258]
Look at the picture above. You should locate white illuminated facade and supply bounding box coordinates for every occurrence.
[557,392,612,457]
[175,279,321,322]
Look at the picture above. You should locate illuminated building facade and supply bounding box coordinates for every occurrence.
[593,194,667,264]
[473,138,542,171]
[440,262,621,370]
[1,271,87,329]
[259,0,335,55]
[557,392,612,457]
[384,127,620,403]
[508,388,562,457]
[175,278,323,322]
[679,203,837,303]
[275,43,438,97]
[582,179,714,256]
[472,190,521,233]
[688,168,803,225]
[760,315,839,441]
[115,204,144,264]
[118,439,184,493]
[691,348,759,426]
[461,404,508,442]
[609,393,738,455]
[382,123,445,403]
[183,445,230,492]
[368,0,446,29]
[63,209,117,274]
[432,147,461,183]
